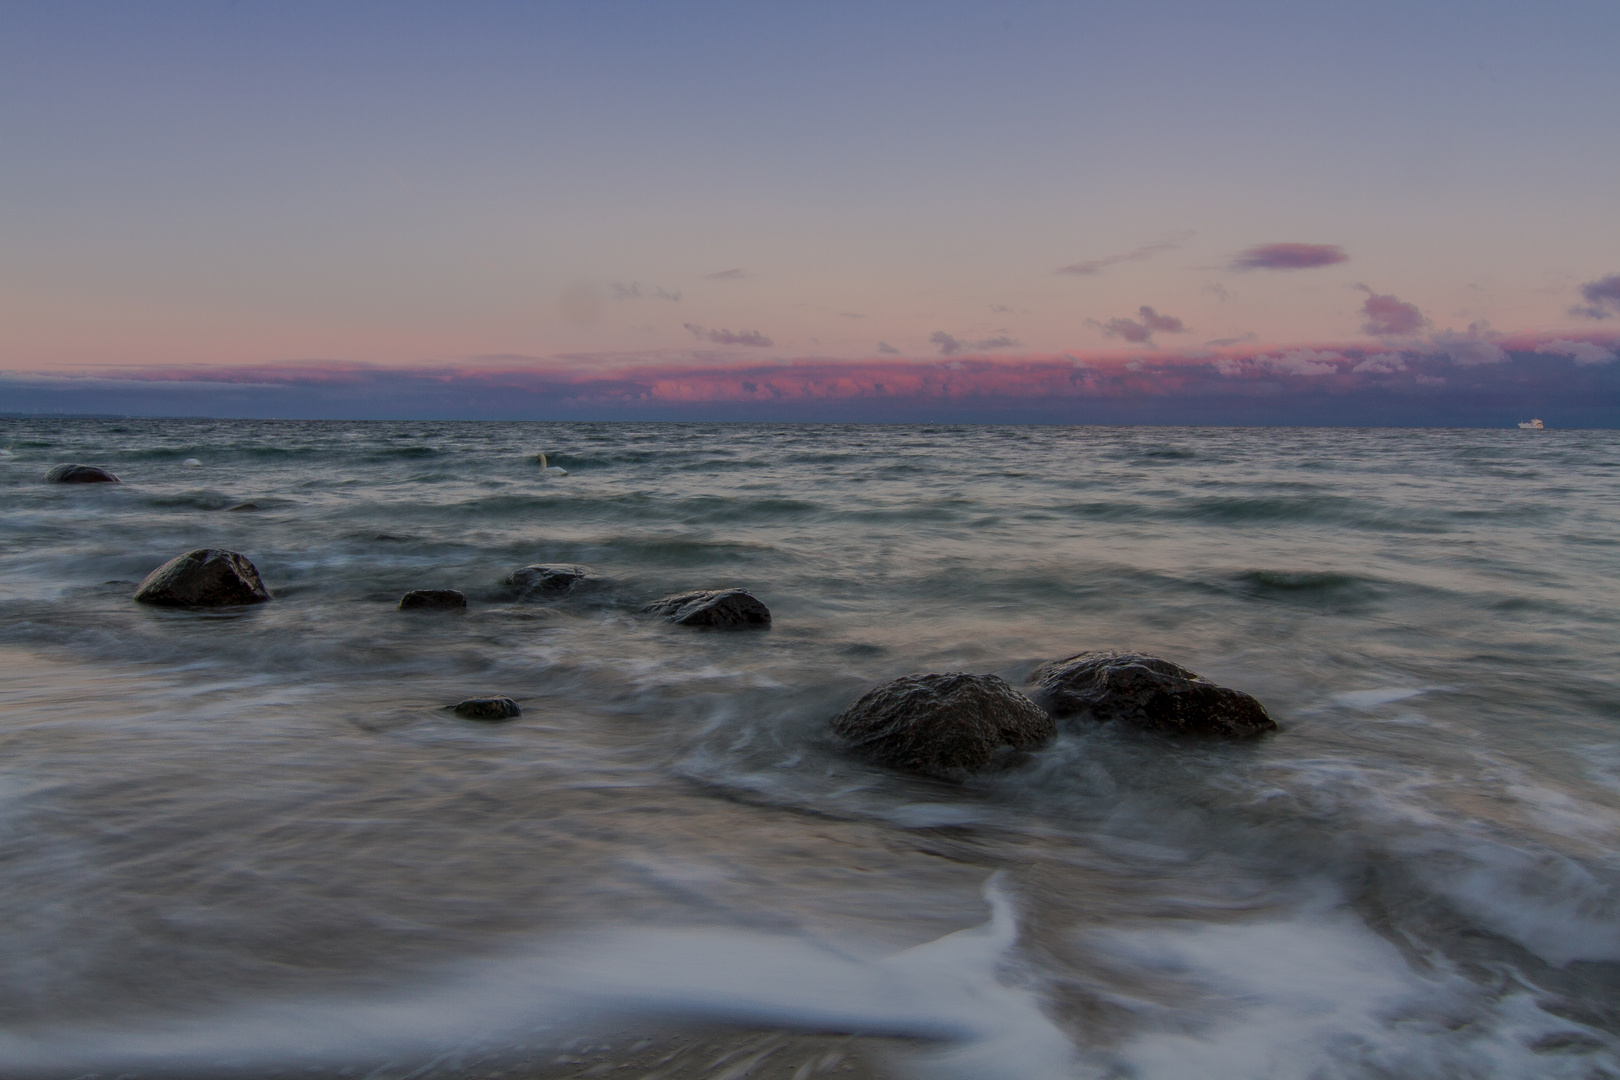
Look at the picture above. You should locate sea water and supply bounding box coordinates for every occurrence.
[0,419,1617,1079]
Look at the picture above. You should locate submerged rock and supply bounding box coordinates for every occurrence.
[133,549,271,607]
[1026,651,1275,737]
[399,589,467,611]
[505,564,589,598]
[44,463,120,484]
[643,589,770,628]
[830,672,1055,778]
[450,696,522,721]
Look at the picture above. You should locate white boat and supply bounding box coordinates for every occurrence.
[1518,418,1544,429]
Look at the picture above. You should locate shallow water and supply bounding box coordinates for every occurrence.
[1,419,1618,1079]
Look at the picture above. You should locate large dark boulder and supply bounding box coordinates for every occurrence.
[643,589,770,628]
[133,549,271,607]
[1026,651,1275,737]
[400,589,466,611]
[45,463,120,483]
[450,697,521,721]
[830,672,1055,778]
[505,564,589,598]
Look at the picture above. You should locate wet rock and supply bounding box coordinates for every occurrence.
[1026,651,1276,737]
[133,549,271,607]
[829,672,1055,778]
[643,589,770,629]
[44,463,120,483]
[399,589,467,611]
[451,697,521,721]
[505,564,589,598]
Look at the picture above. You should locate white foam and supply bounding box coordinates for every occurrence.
[0,877,1074,1080]
[1088,908,1616,1079]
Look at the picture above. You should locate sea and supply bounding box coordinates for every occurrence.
[1,418,1618,1080]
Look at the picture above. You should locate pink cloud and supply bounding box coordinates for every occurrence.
[1057,231,1193,276]
[1231,243,1349,271]
[1356,286,1428,337]
[17,326,1616,415]
[1535,339,1615,365]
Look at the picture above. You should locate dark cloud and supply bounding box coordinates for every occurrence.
[929,332,1020,356]
[683,324,774,347]
[1357,286,1428,336]
[1231,243,1349,271]
[706,268,746,280]
[1571,273,1620,319]
[1093,306,1187,344]
[1138,306,1185,333]
[1057,230,1193,276]
[876,342,901,355]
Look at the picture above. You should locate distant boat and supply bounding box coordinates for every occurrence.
[1518,418,1544,429]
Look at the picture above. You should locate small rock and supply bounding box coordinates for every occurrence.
[133,549,271,607]
[399,589,467,611]
[643,589,771,628]
[505,564,589,598]
[1026,651,1276,737]
[45,463,120,483]
[829,672,1055,778]
[451,697,521,721]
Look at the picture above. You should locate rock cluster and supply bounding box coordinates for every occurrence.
[643,589,771,628]
[399,589,467,611]
[45,464,120,483]
[133,549,271,607]
[829,672,1054,778]
[1026,651,1275,738]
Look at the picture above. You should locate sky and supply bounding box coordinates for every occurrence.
[3,0,1618,424]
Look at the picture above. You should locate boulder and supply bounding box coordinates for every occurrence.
[505,564,589,598]
[1026,651,1275,737]
[829,672,1055,778]
[643,589,770,629]
[45,463,120,483]
[400,589,467,611]
[450,696,521,721]
[133,549,271,607]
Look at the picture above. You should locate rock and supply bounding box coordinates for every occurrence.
[643,589,771,628]
[829,672,1055,778]
[451,696,521,721]
[1026,651,1276,737]
[505,564,589,598]
[44,463,120,483]
[133,549,271,607]
[399,589,467,611]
